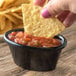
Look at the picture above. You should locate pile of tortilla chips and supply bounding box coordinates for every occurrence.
[22,4,65,38]
[0,0,32,34]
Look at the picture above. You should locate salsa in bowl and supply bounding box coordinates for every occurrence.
[8,31,61,48]
[4,28,67,71]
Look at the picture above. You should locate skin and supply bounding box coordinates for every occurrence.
[34,0,76,27]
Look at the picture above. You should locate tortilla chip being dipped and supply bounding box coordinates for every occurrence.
[22,4,65,38]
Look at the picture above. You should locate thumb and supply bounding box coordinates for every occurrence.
[41,0,69,18]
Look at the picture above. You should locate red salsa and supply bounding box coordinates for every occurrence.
[8,31,61,48]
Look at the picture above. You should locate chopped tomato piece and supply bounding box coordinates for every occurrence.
[16,31,24,38]
[53,39,61,45]
[8,31,61,48]
[43,44,54,48]
[8,34,15,41]
[14,38,27,45]
[10,32,16,36]
[24,33,32,38]
[25,38,31,41]
[14,38,20,44]
[19,38,27,45]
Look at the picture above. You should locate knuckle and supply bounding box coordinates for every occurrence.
[69,0,76,13]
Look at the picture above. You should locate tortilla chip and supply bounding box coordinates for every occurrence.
[3,0,15,8]
[12,12,22,20]
[0,20,12,34]
[13,0,30,6]
[4,13,21,25]
[22,4,65,38]
[0,0,4,7]
[13,24,23,29]
[0,6,22,14]
[6,0,31,8]
[0,15,6,30]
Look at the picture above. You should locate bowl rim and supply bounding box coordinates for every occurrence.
[4,28,67,50]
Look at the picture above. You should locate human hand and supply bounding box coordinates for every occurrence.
[34,0,76,27]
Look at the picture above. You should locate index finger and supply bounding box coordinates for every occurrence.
[34,0,46,6]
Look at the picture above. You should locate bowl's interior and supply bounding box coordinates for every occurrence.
[4,28,67,50]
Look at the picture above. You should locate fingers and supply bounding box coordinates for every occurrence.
[34,0,46,6]
[41,0,69,18]
[63,13,76,27]
[57,11,76,27]
[34,0,76,27]
[57,11,70,22]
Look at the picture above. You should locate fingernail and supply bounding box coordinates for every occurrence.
[41,8,51,18]
[63,21,70,27]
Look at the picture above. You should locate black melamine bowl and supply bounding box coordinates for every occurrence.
[4,28,67,71]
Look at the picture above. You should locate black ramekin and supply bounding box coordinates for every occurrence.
[4,28,67,71]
